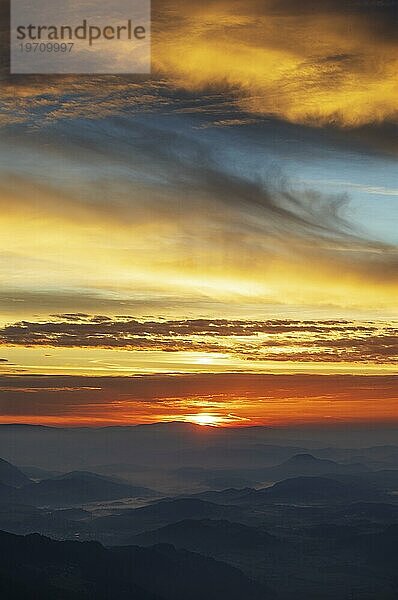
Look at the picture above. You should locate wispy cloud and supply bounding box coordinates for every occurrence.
[0,114,396,320]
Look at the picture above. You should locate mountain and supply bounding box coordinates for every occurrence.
[164,454,371,492]
[239,476,384,505]
[0,502,84,538]
[130,518,280,559]
[0,423,306,472]
[0,530,273,600]
[18,471,157,507]
[18,466,62,481]
[92,498,243,539]
[0,424,396,488]
[186,475,385,507]
[257,453,370,483]
[129,519,285,585]
[53,470,156,490]
[0,458,31,487]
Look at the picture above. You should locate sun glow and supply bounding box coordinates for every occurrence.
[187,413,225,426]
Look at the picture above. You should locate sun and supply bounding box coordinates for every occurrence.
[188,413,224,427]
[195,356,214,365]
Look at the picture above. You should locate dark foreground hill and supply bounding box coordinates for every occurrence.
[0,530,273,600]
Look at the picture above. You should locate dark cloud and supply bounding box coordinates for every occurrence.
[0,316,396,364]
[342,122,398,157]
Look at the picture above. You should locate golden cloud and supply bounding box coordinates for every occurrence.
[152,0,398,126]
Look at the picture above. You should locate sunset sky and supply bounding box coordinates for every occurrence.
[0,0,397,426]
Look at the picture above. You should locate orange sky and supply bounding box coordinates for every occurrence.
[0,373,396,427]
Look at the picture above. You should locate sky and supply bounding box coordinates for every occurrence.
[0,0,397,426]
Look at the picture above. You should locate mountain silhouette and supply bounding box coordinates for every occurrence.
[0,529,273,600]
[92,498,243,539]
[0,458,31,488]
[258,453,370,482]
[0,502,83,537]
[17,471,157,507]
[239,476,384,505]
[130,518,280,558]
